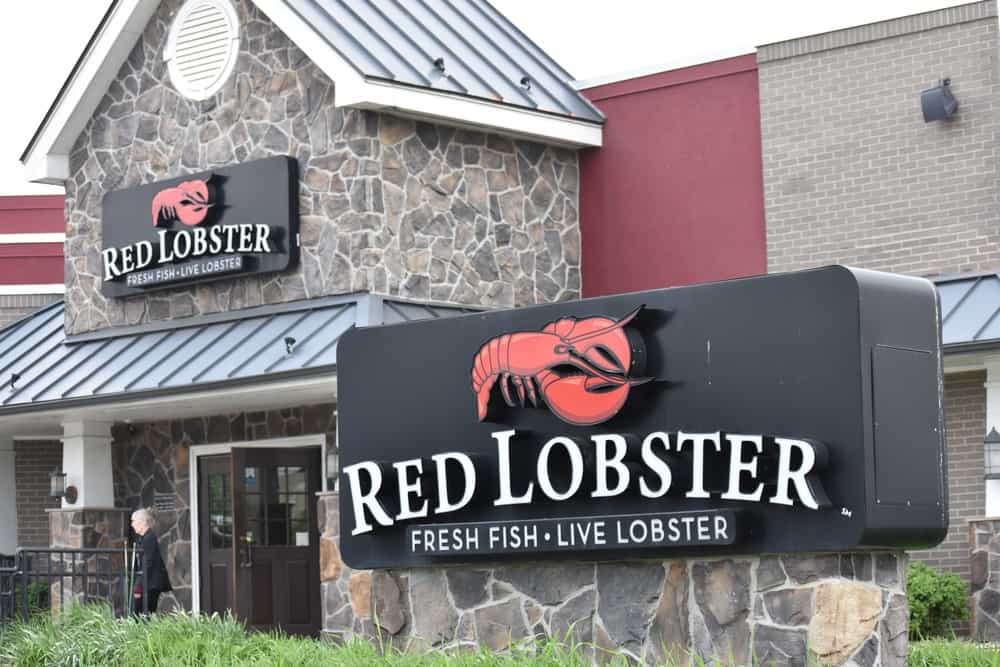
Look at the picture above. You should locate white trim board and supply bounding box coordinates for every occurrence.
[0,233,65,244]
[188,433,327,615]
[0,285,64,295]
[23,0,601,184]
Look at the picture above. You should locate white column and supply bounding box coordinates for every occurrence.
[0,436,17,554]
[985,361,1000,516]
[61,421,114,509]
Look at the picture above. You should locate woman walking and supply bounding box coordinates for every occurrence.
[130,508,172,614]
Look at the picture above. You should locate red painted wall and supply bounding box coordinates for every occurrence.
[0,195,64,285]
[0,196,64,234]
[579,55,766,297]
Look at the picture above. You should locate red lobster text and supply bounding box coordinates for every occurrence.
[471,307,649,426]
[151,179,213,227]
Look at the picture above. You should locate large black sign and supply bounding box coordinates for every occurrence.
[337,267,947,569]
[100,156,298,297]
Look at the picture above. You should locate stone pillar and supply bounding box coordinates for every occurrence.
[970,518,1000,639]
[316,493,908,665]
[48,508,129,613]
[61,421,114,509]
[0,436,16,554]
[985,361,1000,515]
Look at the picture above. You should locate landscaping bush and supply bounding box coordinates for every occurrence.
[908,561,968,639]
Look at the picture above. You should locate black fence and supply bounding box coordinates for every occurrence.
[0,547,145,625]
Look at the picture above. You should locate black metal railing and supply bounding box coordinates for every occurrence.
[0,547,145,625]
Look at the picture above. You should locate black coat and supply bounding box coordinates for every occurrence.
[139,531,172,593]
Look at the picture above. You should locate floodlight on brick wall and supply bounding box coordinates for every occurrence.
[921,79,958,122]
[986,427,1000,479]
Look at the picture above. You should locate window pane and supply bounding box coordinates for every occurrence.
[286,467,306,494]
[262,496,286,546]
[244,467,260,490]
[208,472,232,550]
[246,493,263,524]
[287,493,307,526]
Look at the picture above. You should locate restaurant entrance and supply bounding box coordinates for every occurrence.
[196,445,322,635]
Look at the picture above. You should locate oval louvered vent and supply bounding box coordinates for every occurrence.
[164,0,240,101]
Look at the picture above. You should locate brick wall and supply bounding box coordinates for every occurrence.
[0,295,61,329]
[910,371,986,584]
[14,440,62,547]
[758,1,1000,276]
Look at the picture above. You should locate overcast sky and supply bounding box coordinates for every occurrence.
[0,0,964,196]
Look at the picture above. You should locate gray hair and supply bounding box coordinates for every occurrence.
[131,508,154,526]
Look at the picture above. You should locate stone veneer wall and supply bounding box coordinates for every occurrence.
[111,404,335,612]
[48,508,130,614]
[14,440,63,547]
[63,0,580,336]
[970,518,1000,639]
[317,494,908,666]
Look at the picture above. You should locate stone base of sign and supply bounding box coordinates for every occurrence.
[48,508,130,614]
[317,494,908,666]
[969,518,1000,640]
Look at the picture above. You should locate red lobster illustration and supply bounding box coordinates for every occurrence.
[471,306,650,426]
[151,178,213,227]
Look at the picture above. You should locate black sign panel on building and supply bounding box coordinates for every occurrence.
[100,156,298,297]
[336,266,947,569]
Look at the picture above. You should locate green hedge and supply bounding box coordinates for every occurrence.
[907,561,968,639]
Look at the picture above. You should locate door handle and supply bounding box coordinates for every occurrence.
[241,533,254,568]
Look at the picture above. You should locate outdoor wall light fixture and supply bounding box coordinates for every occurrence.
[921,78,958,122]
[284,336,297,354]
[49,469,78,504]
[986,427,1000,479]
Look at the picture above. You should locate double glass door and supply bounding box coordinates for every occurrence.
[198,446,321,635]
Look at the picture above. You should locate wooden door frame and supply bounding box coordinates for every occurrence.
[189,434,327,615]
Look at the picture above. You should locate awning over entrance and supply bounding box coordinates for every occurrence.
[0,293,481,423]
[937,273,1000,351]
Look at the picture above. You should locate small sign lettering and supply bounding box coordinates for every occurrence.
[153,493,176,513]
[407,510,737,557]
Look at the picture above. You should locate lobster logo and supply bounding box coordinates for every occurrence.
[471,306,651,426]
[151,178,214,227]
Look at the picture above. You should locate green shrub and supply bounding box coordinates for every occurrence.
[908,561,968,639]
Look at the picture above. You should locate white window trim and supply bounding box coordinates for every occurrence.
[188,433,327,615]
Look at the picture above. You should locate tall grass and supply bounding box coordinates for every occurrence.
[7,605,1000,666]
[0,604,635,667]
[910,639,1000,667]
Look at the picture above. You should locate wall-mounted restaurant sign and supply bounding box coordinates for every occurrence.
[100,156,298,297]
[337,267,947,569]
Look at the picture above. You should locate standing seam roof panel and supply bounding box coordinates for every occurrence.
[328,0,434,85]
[283,0,605,122]
[435,0,575,115]
[0,298,483,414]
[402,0,534,106]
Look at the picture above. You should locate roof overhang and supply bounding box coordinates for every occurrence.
[21,0,601,185]
[21,0,159,184]
[0,373,336,439]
